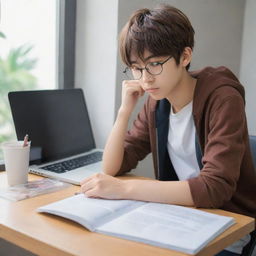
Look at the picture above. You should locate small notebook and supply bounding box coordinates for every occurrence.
[37,194,235,255]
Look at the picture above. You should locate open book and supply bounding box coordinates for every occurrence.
[37,194,235,255]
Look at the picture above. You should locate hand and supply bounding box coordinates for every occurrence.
[80,173,127,199]
[120,80,144,115]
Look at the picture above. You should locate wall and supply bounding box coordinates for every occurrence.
[75,0,118,148]
[240,0,256,135]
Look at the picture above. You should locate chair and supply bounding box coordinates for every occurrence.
[249,136,256,168]
[241,136,256,256]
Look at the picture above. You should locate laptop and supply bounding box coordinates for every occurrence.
[8,88,103,185]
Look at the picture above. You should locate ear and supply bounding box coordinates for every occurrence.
[181,47,193,68]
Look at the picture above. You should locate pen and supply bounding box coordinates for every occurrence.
[23,134,29,147]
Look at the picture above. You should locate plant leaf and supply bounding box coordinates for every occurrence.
[0,32,6,39]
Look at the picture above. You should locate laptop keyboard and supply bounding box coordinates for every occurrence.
[41,152,103,173]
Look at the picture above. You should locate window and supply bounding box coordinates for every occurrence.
[0,0,76,158]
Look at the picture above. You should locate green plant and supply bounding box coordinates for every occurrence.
[0,32,38,147]
[0,32,6,39]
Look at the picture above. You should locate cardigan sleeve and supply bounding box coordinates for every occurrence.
[188,93,246,208]
[115,97,152,176]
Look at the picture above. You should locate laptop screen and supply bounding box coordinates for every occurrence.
[8,89,96,165]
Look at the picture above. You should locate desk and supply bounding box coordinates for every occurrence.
[0,172,254,256]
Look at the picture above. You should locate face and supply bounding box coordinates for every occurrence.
[129,50,188,101]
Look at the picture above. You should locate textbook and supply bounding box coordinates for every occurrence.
[37,194,235,255]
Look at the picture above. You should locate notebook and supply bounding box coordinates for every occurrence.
[8,88,103,185]
[38,194,235,255]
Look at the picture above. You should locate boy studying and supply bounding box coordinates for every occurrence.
[78,5,256,256]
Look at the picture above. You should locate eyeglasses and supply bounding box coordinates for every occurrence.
[123,56,172,80]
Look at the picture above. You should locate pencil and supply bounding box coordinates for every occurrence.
[23,134,29,147]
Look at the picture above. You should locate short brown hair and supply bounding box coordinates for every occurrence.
[119,4,195,70]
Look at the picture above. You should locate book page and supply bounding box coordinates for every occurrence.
[98,203,235,254]
[37,194,143,231]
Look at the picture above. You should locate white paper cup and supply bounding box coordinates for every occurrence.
[2,141,31,186]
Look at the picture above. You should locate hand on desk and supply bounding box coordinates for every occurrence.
[80,173,127,199]
[80,173,194,206]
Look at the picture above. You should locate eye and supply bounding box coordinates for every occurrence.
[148,62,161,67]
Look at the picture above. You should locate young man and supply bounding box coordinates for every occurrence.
[80,5,256,256]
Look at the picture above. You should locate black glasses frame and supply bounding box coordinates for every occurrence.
[123,56,172,80]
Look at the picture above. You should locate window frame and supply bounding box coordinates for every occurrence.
[57,0,77,89]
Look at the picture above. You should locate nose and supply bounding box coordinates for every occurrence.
[141,68,154,83]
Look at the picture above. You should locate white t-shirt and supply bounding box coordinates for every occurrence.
[167,101,250,254]
[167,101,200,180]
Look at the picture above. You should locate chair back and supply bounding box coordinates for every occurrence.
[249,135,256,169]
[241,135,256,256]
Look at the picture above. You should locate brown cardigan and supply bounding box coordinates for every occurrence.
[117,66,256,219]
